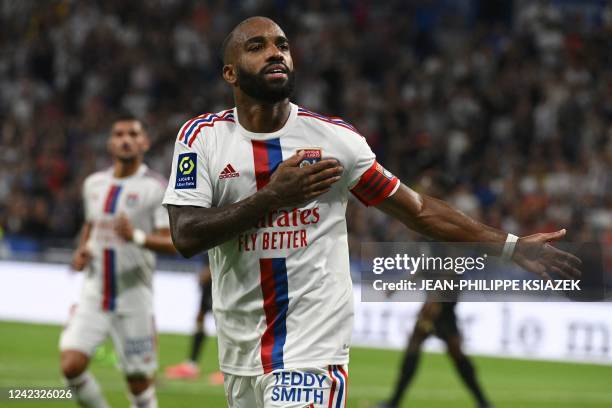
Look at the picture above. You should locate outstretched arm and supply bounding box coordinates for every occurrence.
[377,184,506,244]
[376,183,581,279]
[167,153,344,258]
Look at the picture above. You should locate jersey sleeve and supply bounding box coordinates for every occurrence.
[162,126,214,208]
[152,186,170,230]
[153,203,170,229]
[346,135,400,207]
[82,176,94,222]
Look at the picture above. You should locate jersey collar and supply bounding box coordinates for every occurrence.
[233,102,297,140]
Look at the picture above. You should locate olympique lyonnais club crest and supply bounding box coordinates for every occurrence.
[126,193,139,207]
[297,148,322,167]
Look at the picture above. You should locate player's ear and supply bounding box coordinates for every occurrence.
[222,64,237,85]
[140,133,151,153]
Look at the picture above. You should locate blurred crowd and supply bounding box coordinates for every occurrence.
[0,0,610,258]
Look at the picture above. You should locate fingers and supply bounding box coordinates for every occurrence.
[547,244,582,267]
[550,258,581,279]
[516,256,551,280]
[302,158,342,175]
[278,151,305,168]
[116,212,129,225]
[303,187,332,201]
[539,229,566,242]
[306,165,344,184]
[305,166,344,186]
[305,174,342,193]
[301,160,343,194]
[541,244,582,278]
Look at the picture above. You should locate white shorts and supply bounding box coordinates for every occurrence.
[224,365,348,408]
[59,303,157,377]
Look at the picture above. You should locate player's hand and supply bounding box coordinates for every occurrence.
[265,152,344,207]
[71,246,91,271]
[114,213,134,241]
[512,229,582,280]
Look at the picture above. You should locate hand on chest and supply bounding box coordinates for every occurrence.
[211,136,346,204]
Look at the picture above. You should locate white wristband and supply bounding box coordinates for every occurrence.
[132,229,147,247]
[501,233,519,261]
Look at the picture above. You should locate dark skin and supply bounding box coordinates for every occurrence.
[377,185,581,279]
[168,17,581,279]
[168,17,343,257]
[70,119,176,267]
[63,119,176,397]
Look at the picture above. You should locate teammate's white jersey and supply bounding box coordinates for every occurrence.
[81,164,169,313]
[163,103,399,375]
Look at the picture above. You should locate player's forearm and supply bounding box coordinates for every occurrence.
[410,194,506,247]
[76,222,92,248]
[143,232,177,254]
[167,189,279,258]
[378,185,507,254]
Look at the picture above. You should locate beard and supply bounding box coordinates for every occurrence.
[236,65,295,103]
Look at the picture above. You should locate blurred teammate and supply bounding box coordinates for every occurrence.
[163,17,580,408]
[379,302,492,408]
[164,262,223,383]
[59,115,176,408]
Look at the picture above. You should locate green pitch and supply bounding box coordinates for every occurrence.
[1,321,611,407]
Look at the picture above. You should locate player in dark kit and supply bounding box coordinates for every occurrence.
[379,302,492,408]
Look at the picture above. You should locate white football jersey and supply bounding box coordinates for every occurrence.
[81,164,169,313]
[163,103,399,375]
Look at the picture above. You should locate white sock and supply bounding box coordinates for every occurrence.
[129,386,157,408]
[65,371,109,408]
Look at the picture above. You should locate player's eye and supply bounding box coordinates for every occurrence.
[278,42,289,51]
[247,43,263,51]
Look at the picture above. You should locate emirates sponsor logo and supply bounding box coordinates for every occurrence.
[219,164,240,179]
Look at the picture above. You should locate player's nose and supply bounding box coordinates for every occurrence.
[266,44,285,62]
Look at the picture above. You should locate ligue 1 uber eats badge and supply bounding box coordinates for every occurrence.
[297,148,322,167]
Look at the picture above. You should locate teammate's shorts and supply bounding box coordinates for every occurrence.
[59,303,157,376]
[199,279,213,314]
[223,365,348,408]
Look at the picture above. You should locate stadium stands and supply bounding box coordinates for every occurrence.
[0,0,610,262]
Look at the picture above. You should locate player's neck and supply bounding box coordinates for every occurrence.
[235,97,290,133]
[113,159,141,179]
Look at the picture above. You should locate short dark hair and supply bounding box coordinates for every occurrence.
[220,30,234,64]
[219,16,278,64]
[112,113,147,131]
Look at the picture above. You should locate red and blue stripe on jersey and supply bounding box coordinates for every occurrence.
[102,184,122,310]
[252,138,283,189]
[259,258,289,373]
[103,185,122,214]
[251,137,288,372]
[179,110,235,148]
[297,107,359,134]
[328,365,348,408]
[102,249,117,311]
